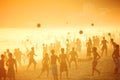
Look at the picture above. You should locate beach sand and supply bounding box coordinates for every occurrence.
[14,55,120,80]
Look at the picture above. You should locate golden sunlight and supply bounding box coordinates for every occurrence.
[0,0,120,80]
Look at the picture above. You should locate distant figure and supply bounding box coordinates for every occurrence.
[111,38,117,50]
[112,45,120,74]
[14,48,22,66]
[38,53,50,78]
[86,38,92,58]
[3,51,8,62]
[92,36,96,47]
[92,47,100,76]
[96,36,100,48]
[75,38,82,55]
[66,39,70,54]
[6,49,12,56]
[101,37,108,56]
[42,44,48,58]
[26,47,37,71]
[69,47,78,69]
[51,50,59,80]
[6,53,17,80]
[0,54,6,80]
[59,48,69,80]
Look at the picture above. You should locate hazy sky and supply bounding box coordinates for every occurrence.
[0,0,120,28]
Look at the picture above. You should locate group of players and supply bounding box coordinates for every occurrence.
[0,35,120,80]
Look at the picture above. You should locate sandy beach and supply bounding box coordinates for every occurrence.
[14,55,120,80]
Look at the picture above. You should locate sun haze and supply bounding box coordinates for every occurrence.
[0,1,120,80]
[0,0,120,28]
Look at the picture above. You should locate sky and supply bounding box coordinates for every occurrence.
[0,0,120,28]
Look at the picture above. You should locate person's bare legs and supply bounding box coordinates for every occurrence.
[66,70,69,80]
[60,72,62,80]
[75,61,77,70]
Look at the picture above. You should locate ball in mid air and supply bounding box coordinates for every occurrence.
[37,23,41,28]
[79,30,83,34]
[91,23,94,26]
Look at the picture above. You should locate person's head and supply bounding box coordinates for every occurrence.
[72,47,75,51]
[103,37,105,40]
[1,54,4,60]
[61,48,64,54]
[76,38,79,41]
[51,49,55,55]
[89,38,91,41]
[111,38,114,42]
[31,47,34,50]
[6,49,9,52]
[42,43,45,46]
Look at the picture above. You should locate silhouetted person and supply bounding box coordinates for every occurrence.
[92,36,96,47]
[66,39,70,54]
[59,48,69,80]
[92,47,100,76]
[69,47,78,69]
[112,45,120,74]
[6,53,17,80]
[14,48,22,66]
[96,36,100,48]
[51,50,59,80]
[3,51,7,62]
[27,47,37,71]
[101,37,108,56]
[6,49,12,56]
[111,38,117,50]
[0,54,6,80]
[42,43,48,57]
[75,38,82,55]
[38,53,50,78]
[86,38,92,59]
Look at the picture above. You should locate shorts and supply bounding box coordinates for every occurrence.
[51,64,58,76]
[42,64,49,72]
[0,68,6,78]
[7,68,15,78]
[60,63,68,72]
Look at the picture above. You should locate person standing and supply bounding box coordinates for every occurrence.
[92,47,100,76]
[6,53,17,80]
[38,53,50,78]
[101,37,108,56]
[0,54,6,80]
[51,50,59,80]
[26,47,37,71]
[86,38,92,59]
[69,47,78,69]
[112,45,120,74]
[59,48,69,80]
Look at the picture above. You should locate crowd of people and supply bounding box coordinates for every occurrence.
[0,33,120,80]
